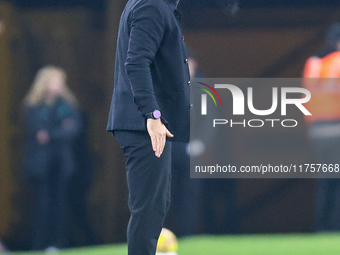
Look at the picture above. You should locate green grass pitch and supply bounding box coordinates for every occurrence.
[10,233,340,255]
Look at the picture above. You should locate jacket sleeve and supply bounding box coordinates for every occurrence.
[125,4,165,115]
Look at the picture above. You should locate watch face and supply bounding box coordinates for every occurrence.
[153,110,161,119]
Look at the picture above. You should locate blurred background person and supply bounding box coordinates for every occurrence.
[167,52,239,236]
[199,95,238,235]
[302,23,340,231]
[187,52,238,235]
[22,66,81,250]
[165,54,204,237]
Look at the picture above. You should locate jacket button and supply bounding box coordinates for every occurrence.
[185,58,188,63]
[182,36,185,41]
[190,104,194,109]
[188,81,191,86]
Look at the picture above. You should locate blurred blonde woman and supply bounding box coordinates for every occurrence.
[22,66,81,251]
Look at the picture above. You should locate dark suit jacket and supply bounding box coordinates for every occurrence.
[106,0,190,142]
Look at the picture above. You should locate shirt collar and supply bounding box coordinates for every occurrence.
[163,0,180,11]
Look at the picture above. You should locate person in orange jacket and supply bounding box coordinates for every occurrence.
[303,23,340,231]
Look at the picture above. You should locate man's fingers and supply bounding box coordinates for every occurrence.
[153,133,167,158]
[159,135,166,156]
[146,119,171,157]
[156,136,161,157]
[151,134,161,157]
[166,129,174,138]
[151,136,157,152]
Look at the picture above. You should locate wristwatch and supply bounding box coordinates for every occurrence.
[145,110,161,119]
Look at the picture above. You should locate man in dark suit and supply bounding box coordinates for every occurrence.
[107,0,190,254]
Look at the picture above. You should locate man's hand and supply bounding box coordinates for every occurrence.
[147,118,174,157]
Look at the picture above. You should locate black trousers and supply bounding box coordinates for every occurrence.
[115,131,172,255]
